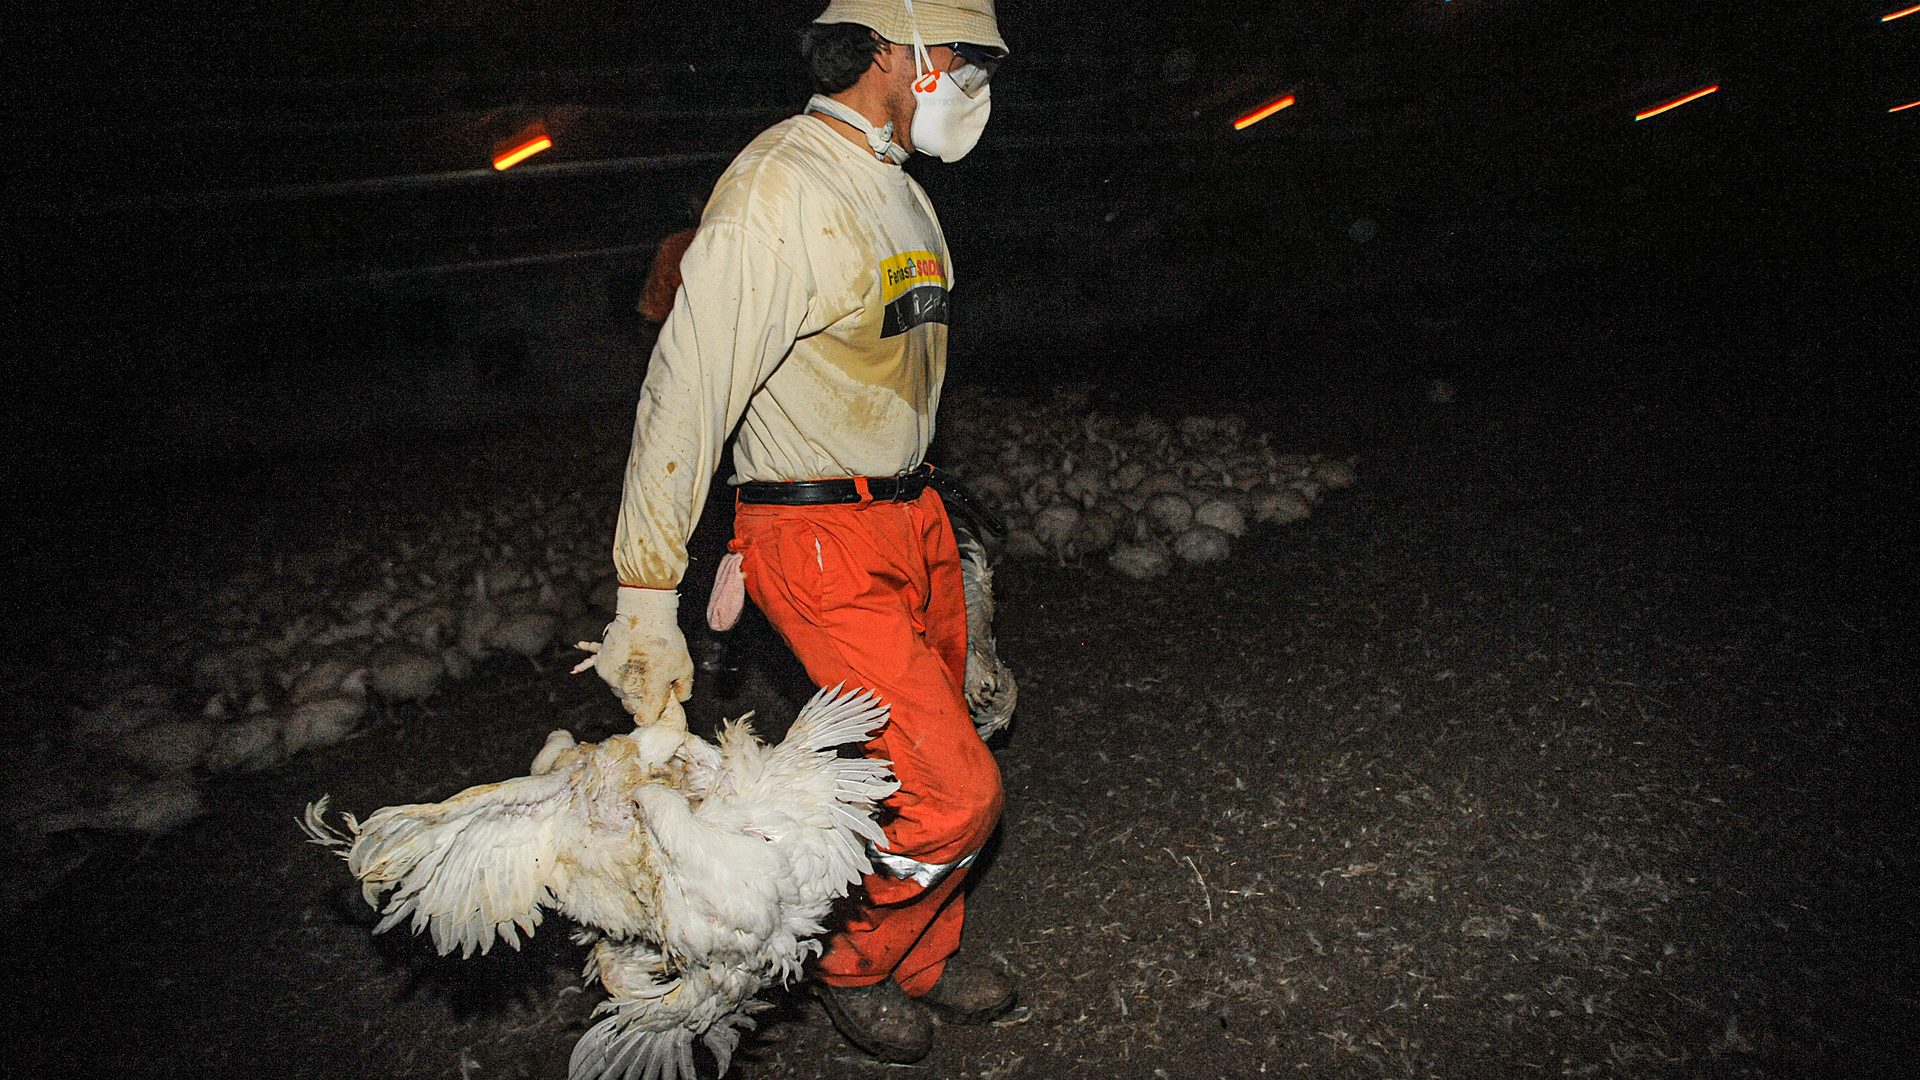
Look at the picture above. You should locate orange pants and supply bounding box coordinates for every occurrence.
[731,488,1003,995]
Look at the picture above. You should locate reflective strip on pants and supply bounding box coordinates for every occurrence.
[870,845,980,889]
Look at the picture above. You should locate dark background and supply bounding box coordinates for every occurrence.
[5,1,1914,588]
[3,6,1916,1076]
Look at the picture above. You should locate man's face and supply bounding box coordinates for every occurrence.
[923,44,959,77]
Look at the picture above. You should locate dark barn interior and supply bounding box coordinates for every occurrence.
[4,2,1916,1077]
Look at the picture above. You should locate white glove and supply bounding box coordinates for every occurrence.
[571,587,693,726]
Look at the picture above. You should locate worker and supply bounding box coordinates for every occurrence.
[636,225,696,323]
[577,0,1012,1065]
[636,197,706,323]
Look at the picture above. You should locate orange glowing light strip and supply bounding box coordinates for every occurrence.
[1892,99,1920,112]
[1635,84,1720,121]
[1883,5,1920,22]
[492,135,553,171]
[1234,94,1297,130]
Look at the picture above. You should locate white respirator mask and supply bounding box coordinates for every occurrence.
[903,0,994,161]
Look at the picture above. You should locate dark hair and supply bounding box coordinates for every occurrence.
[798,21,887,94]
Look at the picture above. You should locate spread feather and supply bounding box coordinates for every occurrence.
[302,683,897,1080]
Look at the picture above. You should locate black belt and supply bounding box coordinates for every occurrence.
[738,464,933,506]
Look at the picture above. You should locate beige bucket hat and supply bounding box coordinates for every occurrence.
[813,0,1009,56]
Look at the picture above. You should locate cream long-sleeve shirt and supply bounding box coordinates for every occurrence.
[614,113,953,589]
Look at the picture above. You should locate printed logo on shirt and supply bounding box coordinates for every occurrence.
[879,249,949,337]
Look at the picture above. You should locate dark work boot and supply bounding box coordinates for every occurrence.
[814,979,933,1064]
[914,955,1017,1024]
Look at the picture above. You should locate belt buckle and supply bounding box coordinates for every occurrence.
[888,467,918,503]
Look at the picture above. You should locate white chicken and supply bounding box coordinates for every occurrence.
[301,684,898,1080]
[956,526,1018,741]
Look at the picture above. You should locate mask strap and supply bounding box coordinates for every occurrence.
[805,93,909,164]
[902,0,935,81]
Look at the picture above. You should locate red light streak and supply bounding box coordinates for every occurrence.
[1891,99,1920,113]
[1883,5,1920,22]
[1635,84,1719,121]
[492,135,553,171]
[1234,95,1297,130]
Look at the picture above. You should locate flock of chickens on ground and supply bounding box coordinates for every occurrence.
[935,388,1356,577]
[8,392,1353,1078]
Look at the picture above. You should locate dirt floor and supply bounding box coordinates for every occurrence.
[4,348,1913,1080]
